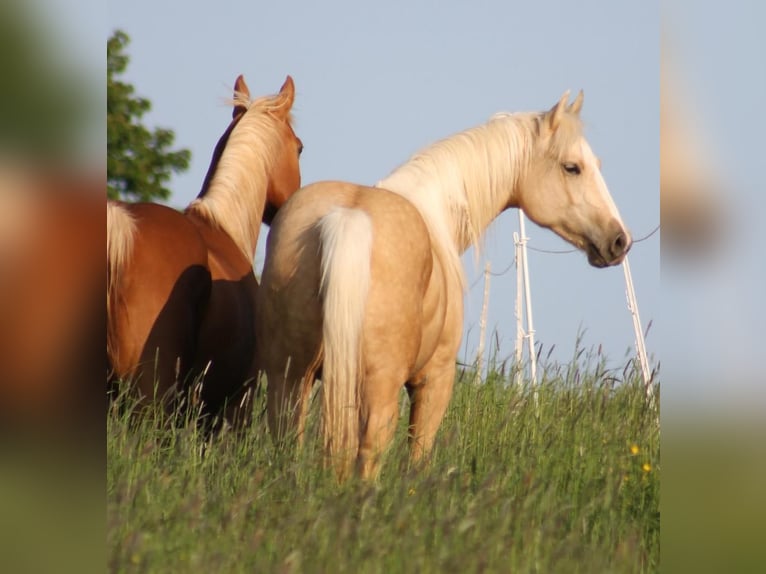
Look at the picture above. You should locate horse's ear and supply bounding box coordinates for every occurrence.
[545,90,570,132]
[233,74,250,119]
[568,90,584,116]
[274,75,295,118]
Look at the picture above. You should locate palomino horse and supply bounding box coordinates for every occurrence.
[257,91,631,480]
[0,167,104,435]
[107,75,302,418]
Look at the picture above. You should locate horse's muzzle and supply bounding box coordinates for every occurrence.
[587,228,632,268]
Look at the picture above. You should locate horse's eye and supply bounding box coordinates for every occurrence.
[298,142,304,156]
[562,163,581,175]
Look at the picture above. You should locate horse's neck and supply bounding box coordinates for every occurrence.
[379,120,532,291]
[451,180,518,255]
[187,135,272,263]
[379,134,524,255]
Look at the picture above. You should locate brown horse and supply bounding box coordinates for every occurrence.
[107,75,302,417]
[257,91,632,480]
[0,167,104,435]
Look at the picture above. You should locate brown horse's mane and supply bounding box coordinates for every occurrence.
[196,86,296,199]
[196,110,247,200]
[186,89,295,260]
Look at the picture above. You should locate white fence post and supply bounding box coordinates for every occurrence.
[519,211,538,386]
[509,212,655,412]
[622,256,653,402]
[475,261,491,384]
[514,233,524,387]
[513,212,538,392]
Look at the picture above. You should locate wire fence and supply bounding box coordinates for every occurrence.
[467,220,659,402]
[469,224,660,290]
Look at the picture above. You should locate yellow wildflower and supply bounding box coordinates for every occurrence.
[630,444,640,455]
[642,462,652,473]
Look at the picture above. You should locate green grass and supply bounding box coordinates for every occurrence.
[108,355,659,573]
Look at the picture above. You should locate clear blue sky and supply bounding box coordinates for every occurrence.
[109,1,660,375]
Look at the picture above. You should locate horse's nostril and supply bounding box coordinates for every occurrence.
[612,233,627,255]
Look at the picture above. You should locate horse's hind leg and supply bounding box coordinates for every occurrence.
[407,359,456,465]
[356,369,406,480]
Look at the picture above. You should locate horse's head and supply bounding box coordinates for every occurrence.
[518,91,631,267]
[198,74,303,216]
[254,75,303,224]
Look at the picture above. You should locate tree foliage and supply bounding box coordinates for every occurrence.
[107,30,190,202]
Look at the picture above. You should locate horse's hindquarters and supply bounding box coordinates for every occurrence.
[108,203,211,402]
[259,181,442,479]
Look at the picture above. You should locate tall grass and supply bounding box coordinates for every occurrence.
[108,352,659,573]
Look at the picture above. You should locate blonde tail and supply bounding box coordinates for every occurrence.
[317,207,373,479]
[106,201,136,366]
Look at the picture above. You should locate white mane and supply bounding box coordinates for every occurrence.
[187,93,289,261]
[376,112,539,289]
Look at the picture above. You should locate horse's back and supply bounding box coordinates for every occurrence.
[269,180,431,252]
[265,180,431,299]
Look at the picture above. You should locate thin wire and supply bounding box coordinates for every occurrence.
[469,261,516,290]
[527,223,660,254]
[467,223,660,289]
[634,223,661,243]
[525,245,577,254]
[489,261,516,277]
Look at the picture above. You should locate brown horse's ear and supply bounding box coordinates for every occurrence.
[274,75,295,118]
[233,74,250,118]
[567,89,584,116]
[544,90,570,133]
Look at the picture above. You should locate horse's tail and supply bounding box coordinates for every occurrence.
[317,207,373,480]
[106,200,137,367]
